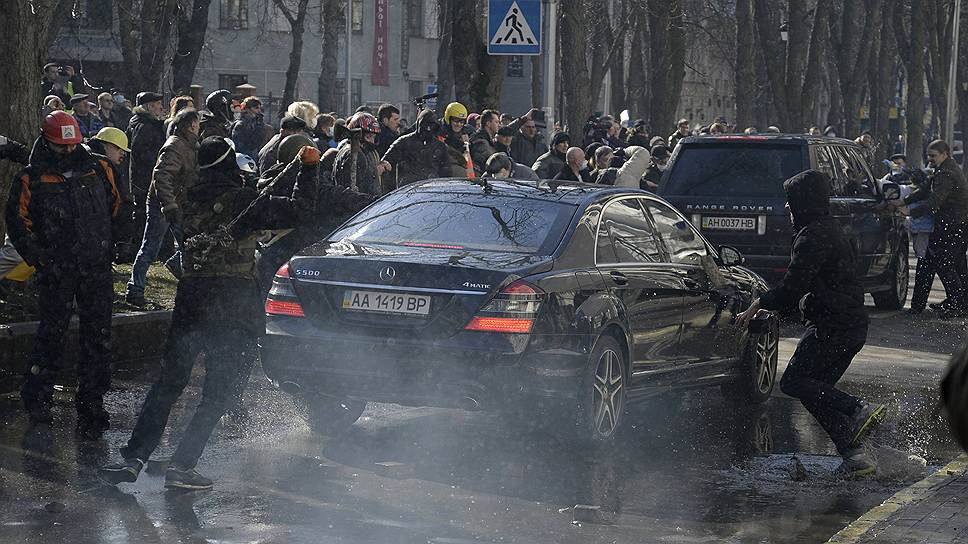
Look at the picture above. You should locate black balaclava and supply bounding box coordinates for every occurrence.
[783,169,830,229]
[417,109,439,143]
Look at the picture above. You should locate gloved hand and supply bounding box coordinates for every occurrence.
[298,145,321,165]
[163,206,183,226]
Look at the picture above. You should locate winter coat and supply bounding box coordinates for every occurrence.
[469,129,498,174]
[668,131,688,148]
[126,106,166,197]
[904,157,968,225]
[376,123,401,159]
[532,150,566,180]
[334,139,384,196]
[593,146,650,187]
[642,162,663,190]
[5,138,125,268]
[438,131,471,178]
[181,161,317,280]
[509,131,548,167]
[258,133,282,173]
[198,110,231,140]
[74,112,104,139]
[510,162,539,180]
[232,112,272,159]
[0,138,30,166]
[260,158,375,232]
[554,164,590,183]
[383,130,449,186]
[147,127,199,213]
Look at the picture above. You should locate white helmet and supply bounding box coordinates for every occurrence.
[236,153,257,174]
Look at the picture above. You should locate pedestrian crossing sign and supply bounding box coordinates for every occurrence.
[488,0,542,56]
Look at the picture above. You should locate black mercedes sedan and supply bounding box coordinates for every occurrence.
[260,178,778,443]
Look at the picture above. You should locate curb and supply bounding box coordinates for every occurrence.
[0,310,172,393]
[826,454,968,543]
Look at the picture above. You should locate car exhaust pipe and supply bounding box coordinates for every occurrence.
[280,381,302,395]
[458,395,481,411]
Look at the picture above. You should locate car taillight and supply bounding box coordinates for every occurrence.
[464,280,544,334]
[265,263,306,317]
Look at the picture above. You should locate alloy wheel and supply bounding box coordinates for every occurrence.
[896,251,910,304]
[754,326,778,395]
[592,349,625,437]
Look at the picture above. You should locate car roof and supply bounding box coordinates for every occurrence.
[680,134,861,147]
[405,177,648,206]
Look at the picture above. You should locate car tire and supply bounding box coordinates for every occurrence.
[297,394,366,436]
[872,245,910,311]
[572,335,627,445]
[722,317,778,405]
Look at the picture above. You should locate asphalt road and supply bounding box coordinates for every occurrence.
[0,266,964,544]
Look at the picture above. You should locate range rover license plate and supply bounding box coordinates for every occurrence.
[701,216,756,231]
[342,290,431,316]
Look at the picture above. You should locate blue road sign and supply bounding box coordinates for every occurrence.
[488,0,542,56]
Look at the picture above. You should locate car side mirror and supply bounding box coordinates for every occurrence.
[719,245,744,267]
[881,181,901,201]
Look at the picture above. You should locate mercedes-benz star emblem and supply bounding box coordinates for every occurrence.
[379,266,396,282]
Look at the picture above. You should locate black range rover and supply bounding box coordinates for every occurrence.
[658,134,909,310]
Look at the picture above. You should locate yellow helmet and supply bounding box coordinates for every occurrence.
[93,127,130,152]
[443,102,468,124]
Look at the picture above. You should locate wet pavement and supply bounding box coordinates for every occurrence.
[0,271,965,543]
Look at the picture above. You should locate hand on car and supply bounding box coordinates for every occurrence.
[377,161,391,174]
[735,298,762,328]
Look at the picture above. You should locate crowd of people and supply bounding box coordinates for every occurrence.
[3,58,967,489]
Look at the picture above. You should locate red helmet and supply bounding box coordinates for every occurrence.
[348,112,380,134]
[43,111,83,145]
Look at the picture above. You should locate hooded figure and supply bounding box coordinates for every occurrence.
[737,169,879,479]
[199,89,233,140]
[382,109,448,185]
[101,136,323,490]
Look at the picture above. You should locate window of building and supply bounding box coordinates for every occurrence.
[408,0,424,37]
[352,79,362,109]
[507,56,524,78]
[352,0,363,33]
[220,0,248,29]
[335,78,347,107]
[219,74,248,92]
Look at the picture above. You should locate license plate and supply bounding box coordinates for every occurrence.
[701,216,757,231]
[341,290,431,316]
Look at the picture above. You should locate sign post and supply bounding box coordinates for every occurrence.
[487,0,543,56]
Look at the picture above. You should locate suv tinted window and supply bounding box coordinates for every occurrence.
[662,143,805,197]
[597,199,661,264]
[644,200,708,266]
[329,191,576,255]
[831,146,877,197]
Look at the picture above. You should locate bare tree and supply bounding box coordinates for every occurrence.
[116,0,179,92]
[171,0,212,94]
[923,0,955,138]
[272,0,311,110]
[434,0,454,116]
[0,0,73,239]
[609,0,628,114]
[867,0,897,172]
[894,0,927,167]
[317,0,342,113]
[646,0,687,134]
[753,0,830,132]
[734,0,755,129]
[450,0,507,112]
[828,0,882,138]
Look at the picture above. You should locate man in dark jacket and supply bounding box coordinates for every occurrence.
[125,92,166,260]
[642,144,670,190]
[375,103,401,158]
[509,116,547,167]
[231,96,271,159]
[668,118,691,148]
[737,170,883,478]
[258,115,308,173]
[382,109,448,186]
[5,112,126,435]
[199,89,233,140]
[333,112,389,195]
[554,147,590,182]
[100,136,320,490]
[533,132,570,179]
[893,140,968,317]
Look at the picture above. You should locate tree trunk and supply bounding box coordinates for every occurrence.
[531,55,544,108]
[116,0,179,92]
[753,0,790,129]
[171,0,212,94]
[609,0,627,115]
[734,0,755,130]
[434,0,454,117]
[895,0,927,167]
[450,0,478,110]
[0,0,71,239]
[317,0,343,114]
[559,0,592,141]
[924,0,955,138]
[648,0,685,135]
[275,0,310,110]
[627,17,647,121]
[868,0,896,174]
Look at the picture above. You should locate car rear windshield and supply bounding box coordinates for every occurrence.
[663,143,806,197]
[328,190,577,255]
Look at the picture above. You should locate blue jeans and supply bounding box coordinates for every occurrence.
[126,203,182,298]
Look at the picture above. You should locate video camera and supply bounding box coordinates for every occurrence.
[412,92,439,110]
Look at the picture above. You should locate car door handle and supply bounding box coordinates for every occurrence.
[609,271,629,286]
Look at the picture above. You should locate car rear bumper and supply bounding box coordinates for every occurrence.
[260,317,591,409]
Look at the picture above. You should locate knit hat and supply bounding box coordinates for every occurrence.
[552,132,571,146]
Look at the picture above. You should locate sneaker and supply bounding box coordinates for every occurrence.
[124,292,146,308]
[98,458,145,485]
[850,402,887,446]
[835,451,877,479]
[164,465,213,490]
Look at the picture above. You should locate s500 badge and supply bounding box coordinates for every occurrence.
[294,269,320,276]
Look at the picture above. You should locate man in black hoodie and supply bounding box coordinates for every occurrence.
[382,109,448,186]
[199,89,233,140]
[737,170,884,478]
